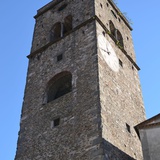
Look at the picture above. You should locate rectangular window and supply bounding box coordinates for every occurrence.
[51,118,60,128]
[57,54,63,62]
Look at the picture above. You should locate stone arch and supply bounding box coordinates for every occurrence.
[109,20,116,37]
[50,22,62,41]
[116,29,124,47]
[46,71,72,103]
[63,15,72,35]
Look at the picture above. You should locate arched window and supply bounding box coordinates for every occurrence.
[109,20,124,48]
[50,22,62,41]
[109,20,116,37]
[116,29,124,47]
[50,15,73,42]
[47,71,72,103]
[63,15,72,35]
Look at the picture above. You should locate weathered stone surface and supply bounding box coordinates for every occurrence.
[15,0,146,160]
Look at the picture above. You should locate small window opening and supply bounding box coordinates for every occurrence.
[126,123,131,133]
[102,31,105,36]
[58,4,67,11]
[37,55,40,60]
[119,59,123,67]
[111,10,117,19]
[57,54,63,62]
[118,18,121,22]
[132,65,134,70]
[53,118,60,127]
[106,3,109,7]
[100,3,103,8]
[127,37,129,40]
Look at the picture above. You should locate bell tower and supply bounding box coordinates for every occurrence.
[15,0,146,159]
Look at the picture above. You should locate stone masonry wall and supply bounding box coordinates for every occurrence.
[96,12,146,160]
[15,0,146,159]
[31,0,95,53]
[95,1,146,159]
[95,0,136,61]
[15,19,105,159]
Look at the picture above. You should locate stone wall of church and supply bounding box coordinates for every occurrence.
[96,13,145,160]
[15,0,146,160]
[15,17,104,160]
[95,0,136,61]
[31,0,95,53]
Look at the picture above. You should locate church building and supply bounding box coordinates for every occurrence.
[15,0,146,159]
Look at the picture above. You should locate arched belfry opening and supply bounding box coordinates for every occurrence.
[63,15,72,35]
[50,22,62,41]
[109,20,116,37]
[116,29,124,47]
[46,71,72,103]
[50,15,73,42]
[109,20,124,48]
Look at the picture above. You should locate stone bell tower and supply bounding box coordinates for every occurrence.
[15,0,146,159]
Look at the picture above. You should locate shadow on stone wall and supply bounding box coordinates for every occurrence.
[103,139,136,160]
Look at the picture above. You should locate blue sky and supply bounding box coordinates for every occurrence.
[0,0,159,159]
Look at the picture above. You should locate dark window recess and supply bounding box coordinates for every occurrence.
[109,20,116,37]
[63,15,72,35]
[126,123,131,133]
[111,10,117,19]
[53,118,60,127]
[50,22,62,42]
[50,15,72,42]
[119,59,123,67]
[58,4,67,11]
[57,54,63,62]
[116,30,124,47]
[47,71,72,103]
[37,55,40,60]
[100,3,103,8]
[109,20,124,48]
